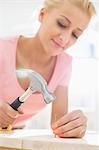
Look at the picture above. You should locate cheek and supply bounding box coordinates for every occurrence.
[38,26,50,43]
[43,21,60,37]
[70,39,77,46]
[66,38,77,49]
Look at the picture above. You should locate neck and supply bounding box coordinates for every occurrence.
[31,35,53,65]
[17,35,55,69]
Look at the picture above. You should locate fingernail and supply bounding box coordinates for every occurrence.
[52,124,58,129]
[53,130,58,134]
[53,130,62,135]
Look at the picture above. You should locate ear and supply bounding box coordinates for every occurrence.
[39,8,47,23]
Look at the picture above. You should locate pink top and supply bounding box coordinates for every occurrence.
[0,36,72,127]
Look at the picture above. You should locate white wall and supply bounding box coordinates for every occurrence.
[0,0,44,36]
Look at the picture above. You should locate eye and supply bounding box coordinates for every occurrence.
[72,33,78,39]
[72,30,82,39]
[57,21,67,28]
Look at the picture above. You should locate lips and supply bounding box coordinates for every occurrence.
[52,39,63,49]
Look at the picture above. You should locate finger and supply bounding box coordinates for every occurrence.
[0,119,9,128]
[53,117,87,135]
[52,110,84,129]
[17,108,24,114]
[58,125,87,138]
[1,102,19,119]
[6,105,19,119]
[0,117,11,128]
[0,112,15,127]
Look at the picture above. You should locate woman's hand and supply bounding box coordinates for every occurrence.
[51,110,87,138]
[0,100,23,128]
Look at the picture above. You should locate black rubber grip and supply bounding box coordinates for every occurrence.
[10,97,23,111]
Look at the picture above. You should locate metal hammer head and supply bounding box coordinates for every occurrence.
[16,69,56,104]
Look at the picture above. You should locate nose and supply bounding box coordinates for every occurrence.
[59,31,71,46]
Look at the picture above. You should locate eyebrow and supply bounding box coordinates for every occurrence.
[60,15,83,32]
[60,15,71,24]
[77,28,83,32]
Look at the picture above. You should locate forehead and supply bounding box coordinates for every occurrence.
[47,2,90,30]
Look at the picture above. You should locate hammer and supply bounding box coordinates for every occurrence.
[0,69,56,131]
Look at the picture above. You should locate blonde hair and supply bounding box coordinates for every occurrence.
[44,0,96,18]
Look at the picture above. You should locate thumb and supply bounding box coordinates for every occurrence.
[17,108,24,114]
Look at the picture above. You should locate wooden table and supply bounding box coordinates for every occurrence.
[0,129,99,150]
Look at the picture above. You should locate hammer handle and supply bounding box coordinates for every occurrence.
[10,87,32,111]
[10,97,24,111]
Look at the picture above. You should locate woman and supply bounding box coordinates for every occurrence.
[0,0,96,138]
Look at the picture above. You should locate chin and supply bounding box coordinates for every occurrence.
[53,50,63,56]
[45,46,63,56]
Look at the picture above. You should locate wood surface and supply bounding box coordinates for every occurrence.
[0,130,99,150]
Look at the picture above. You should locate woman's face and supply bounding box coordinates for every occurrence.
[38,2,90,56]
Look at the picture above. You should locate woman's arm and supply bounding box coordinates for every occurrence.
[51,85,68,124]
[51,86,87,138]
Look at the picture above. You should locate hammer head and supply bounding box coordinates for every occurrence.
[16,69,56,104]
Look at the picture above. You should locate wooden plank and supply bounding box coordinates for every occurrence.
[0,130,99,150]
[0,148,17,150]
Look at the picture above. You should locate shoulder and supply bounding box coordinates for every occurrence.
[0,36,19,50]
[0,36,19,58]
[57,52,73,69]
[59,52,72,62]
[0,36,19,65]
[50,53,73,91]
